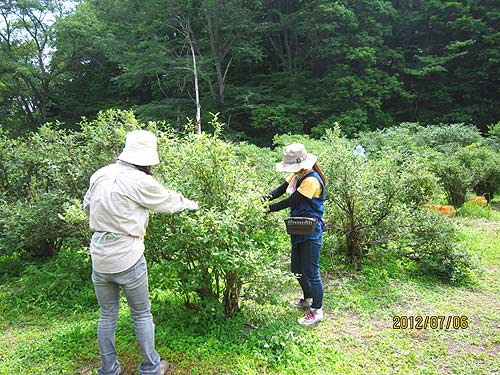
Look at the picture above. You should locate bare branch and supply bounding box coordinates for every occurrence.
[222,56,233,86]
[156,72,169,98]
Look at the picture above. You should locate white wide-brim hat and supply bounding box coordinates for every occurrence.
[118,130,160,166]
[276,143,317,173]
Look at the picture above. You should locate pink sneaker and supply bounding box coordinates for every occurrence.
[298,308,323,326]
[290,297,313,309]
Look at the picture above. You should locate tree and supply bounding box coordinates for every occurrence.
[202,0,262,105]
[0,0,66,132]
[391,0,500,130]
[171,16,202,135]
[252,0,404,137]
[8,0,497,139]
[50,1,121,125]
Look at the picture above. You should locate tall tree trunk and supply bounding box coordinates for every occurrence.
[189,40,202,136]
[177,18,202,135]
[206,12,225,104]
[40,78,50,125]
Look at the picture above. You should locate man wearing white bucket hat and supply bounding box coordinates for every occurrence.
[263,143,327,326]
[84,130,199,375]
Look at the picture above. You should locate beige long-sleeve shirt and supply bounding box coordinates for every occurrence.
[83,160,198,273]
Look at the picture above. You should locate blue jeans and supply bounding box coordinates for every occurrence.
[92,255,160,375]
[291,241,324,309]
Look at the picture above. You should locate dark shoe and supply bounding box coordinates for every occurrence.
[159,360,169,375]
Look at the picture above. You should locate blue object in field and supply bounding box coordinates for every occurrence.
[354,145,366,158]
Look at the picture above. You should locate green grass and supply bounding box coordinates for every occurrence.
[1,215,499,375]
[458,201,500,220]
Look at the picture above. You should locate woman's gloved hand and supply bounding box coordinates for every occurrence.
[261,193,272,203]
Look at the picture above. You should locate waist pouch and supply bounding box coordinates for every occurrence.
[284,217,318,235]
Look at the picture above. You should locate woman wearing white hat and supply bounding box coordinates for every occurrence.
[264,143,327,326]
[84,130,199,375]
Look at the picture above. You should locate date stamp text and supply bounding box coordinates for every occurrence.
[393,315,468,329]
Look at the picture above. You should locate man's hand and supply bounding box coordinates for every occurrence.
[185,200,199,211]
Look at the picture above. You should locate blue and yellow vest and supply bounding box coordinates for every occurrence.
[290,170,325,244]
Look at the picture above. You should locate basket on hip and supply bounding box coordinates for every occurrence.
[284,217,318,235]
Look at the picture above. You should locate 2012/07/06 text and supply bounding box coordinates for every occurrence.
[392,315,468,329]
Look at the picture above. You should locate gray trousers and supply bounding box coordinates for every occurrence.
[92,255,160,375]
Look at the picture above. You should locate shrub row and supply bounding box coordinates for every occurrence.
[1,111,495,316]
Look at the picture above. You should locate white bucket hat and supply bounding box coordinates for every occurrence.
[118,130,160,166]
[276,143,317,173]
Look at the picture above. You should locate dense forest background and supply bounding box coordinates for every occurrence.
[1,0,499,143]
